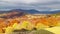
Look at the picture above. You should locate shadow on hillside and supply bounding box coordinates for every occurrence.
[8,29,54,34]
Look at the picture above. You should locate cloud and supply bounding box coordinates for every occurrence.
[0,0,60,11]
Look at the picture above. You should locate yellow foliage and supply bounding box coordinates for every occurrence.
[13,21,35,30]
[26,22,34,30]
[12,23,18,29]
[20,21,29,29]
[5,26,14,33]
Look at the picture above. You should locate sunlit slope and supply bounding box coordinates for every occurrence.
[45,26,60,34]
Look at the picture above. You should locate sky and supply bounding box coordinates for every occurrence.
[0,0,60,11]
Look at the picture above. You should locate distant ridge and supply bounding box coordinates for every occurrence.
[10,9,60,14]
[0,9,60,14]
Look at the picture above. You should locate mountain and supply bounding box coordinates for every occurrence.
[10,9,40,14]
[0,9,60,14]
[0,10,26,18]
[0,9,60,19]
[10,9,60,14]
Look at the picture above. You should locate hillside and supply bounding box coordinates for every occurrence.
[0,9,60,34]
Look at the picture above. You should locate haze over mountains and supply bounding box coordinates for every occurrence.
[0,9,60,14]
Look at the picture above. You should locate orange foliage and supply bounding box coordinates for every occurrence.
[0,15,59,33]
[48,17,58,26]
[8,19,20,27]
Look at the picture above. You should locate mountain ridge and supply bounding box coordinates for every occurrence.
[0,9,60,14]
